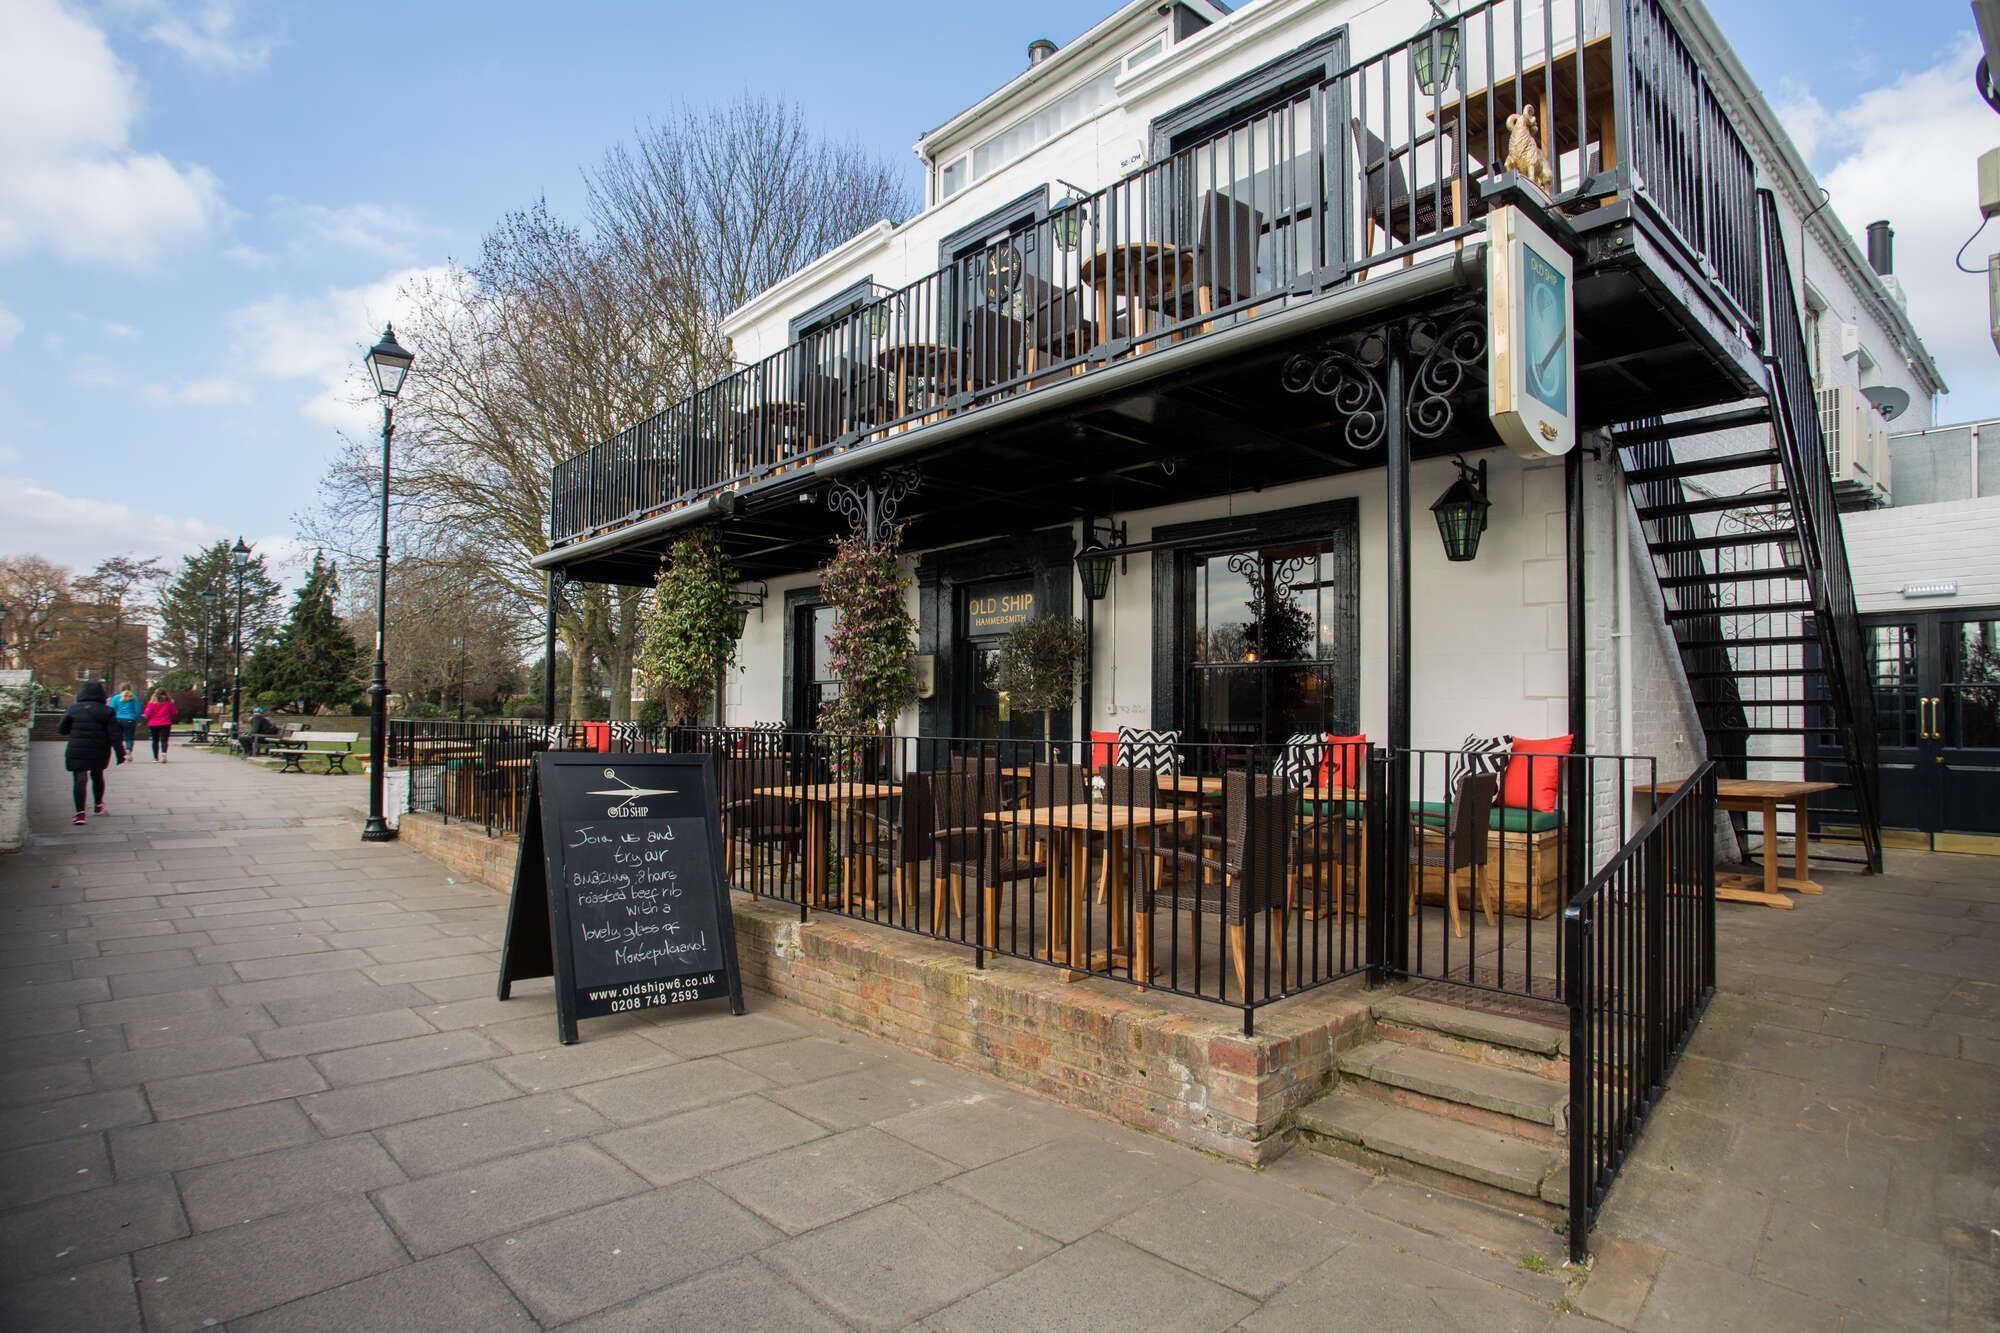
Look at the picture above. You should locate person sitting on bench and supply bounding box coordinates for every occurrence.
[237,708,280,756]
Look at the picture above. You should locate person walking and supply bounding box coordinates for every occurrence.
[57,681,124,825]
[110,686,143,762]
[142,689,179,762]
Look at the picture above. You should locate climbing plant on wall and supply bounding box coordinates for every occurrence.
[638,530,740,725]
[816,530,916,735]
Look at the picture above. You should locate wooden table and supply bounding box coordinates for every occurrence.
[756,782,901,910]
[1431,32,1616,223]
[987,803,1200,974]
[1079,242,1200,348]
[875,342,960,422]
[1636,778,1838,909]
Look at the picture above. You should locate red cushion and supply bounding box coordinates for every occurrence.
[1316,734,1368,791]
[1088,730,1121,769]
[1501,734,1573,812]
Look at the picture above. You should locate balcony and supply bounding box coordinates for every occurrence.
[548,0,1766,564]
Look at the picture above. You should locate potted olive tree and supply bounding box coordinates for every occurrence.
[994,615,1087,749]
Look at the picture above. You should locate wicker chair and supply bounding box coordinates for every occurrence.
[1143,773,1298,997]
[849,771,936,925]
[716,751,800,896]
[930,770,1042,943]
[1416,773,1498,938]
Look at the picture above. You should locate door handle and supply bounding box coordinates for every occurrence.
[1918,696,1931,740]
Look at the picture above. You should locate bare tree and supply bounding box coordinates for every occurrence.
[0,556,72,678]
[73,555,166,687]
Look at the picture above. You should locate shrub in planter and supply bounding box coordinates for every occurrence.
[994,615,1087,746]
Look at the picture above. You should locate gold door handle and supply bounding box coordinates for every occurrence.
[1931,697,1945,743]
[1918,696,1931,740]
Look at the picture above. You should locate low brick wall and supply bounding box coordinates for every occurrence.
[394,811,1372,1163]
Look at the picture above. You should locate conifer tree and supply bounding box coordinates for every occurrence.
[244,554,363,712]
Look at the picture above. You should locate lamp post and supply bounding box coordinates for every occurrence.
[361,323,414,843]
[228,538,251,733]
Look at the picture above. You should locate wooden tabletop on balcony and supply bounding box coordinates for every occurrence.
[986,803,1201,833]
[754,782,901,803]
[1635,778,1838,801]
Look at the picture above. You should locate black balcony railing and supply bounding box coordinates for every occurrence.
[548,0,1757,548]
[1564,760,1716,1262]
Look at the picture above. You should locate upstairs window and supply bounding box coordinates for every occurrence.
[964,67,1119,189]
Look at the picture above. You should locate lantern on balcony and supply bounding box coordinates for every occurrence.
[1053,197,1089,253]
[1412,1,1460,97]
[864,299,890,339]
[1431,457,1490,562]
[1074,518,1127,602]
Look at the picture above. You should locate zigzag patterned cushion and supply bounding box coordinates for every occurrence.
[543,724,567,751]
[609,721,643,752]
[1116,726,1182,777]
[1458,733,1512,774]
[1273,732,1322,785]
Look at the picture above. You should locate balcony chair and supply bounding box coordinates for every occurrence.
[1143,772,1297,998]
[1165,189,1264,329]
[1414,772,1498,938]
[1352,120,1452,268]
[960,305,1031,394]
[848,771,936,925]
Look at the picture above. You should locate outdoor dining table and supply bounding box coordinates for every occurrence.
[755,781,901,910]
[1078,242,1200,350]
[1635,777,1838,909]
[985,802,1202,974]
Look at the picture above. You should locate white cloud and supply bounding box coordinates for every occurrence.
[229,265,455,432]
[0,307,22,347]
[103,322,139,339]
[130,0,272,71]
[1777,35,2000,417]
[273,200,440,259]
[143,376,251,407]
[0,0,224,266]
[0,475,223,567]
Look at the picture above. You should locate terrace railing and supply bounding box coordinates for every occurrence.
[549,0,1757,547]
[1563,760,1716,1262]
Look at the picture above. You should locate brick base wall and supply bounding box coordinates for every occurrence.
[393,812,1372,1163]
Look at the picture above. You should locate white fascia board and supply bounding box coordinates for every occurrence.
[719,220,895,339]
[1116,0,1341,104]
[1665,0,1946,395]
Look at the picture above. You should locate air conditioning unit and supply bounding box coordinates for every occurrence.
[1815,383,1890,508]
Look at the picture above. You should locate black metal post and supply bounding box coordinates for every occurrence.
[199,581,214,711]
[542,572,559,725]
[1565,448,1588,899]
[1383,326,1411,975]
[362,402,396,842]
[229,569,245,734]
[1078,525,1095,749]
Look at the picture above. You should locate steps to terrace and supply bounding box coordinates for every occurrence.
[1296,995,1568,1215]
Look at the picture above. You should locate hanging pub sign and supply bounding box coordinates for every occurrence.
[497,752,745,1044]
[1487,205,1577,459]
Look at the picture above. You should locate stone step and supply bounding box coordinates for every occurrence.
[1370,996,1569,1079]
[1337,1040,1567,1132]
[1298,1090,1564,1211]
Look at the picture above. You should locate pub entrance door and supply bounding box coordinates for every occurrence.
[1864,608,2000,843]
[957,577,1038,747]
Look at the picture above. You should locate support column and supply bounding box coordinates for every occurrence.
[1383,327,1411,974]
[1078,520,1095,749]
[1565,447,1589,897]
[542,572,560,725]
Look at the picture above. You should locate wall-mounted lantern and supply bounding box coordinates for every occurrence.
[1430,456,1490,561]
[1075,517,1128,601]
[1052,179,1094,253]
[729,582,769,639]
[1412,0,1460,97]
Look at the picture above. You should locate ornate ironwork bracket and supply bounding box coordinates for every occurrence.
[826,467,922,548]
[1406,310,1487,440]
[1280,341,1388,450]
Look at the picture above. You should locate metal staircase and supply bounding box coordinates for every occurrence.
[1610,189,1881,871]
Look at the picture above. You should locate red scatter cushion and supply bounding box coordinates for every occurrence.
[1501,734,1573,812]
[1317,734,1368,791]
[1089,730,1121,769]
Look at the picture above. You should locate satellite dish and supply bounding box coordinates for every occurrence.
[1862,384,1911,421]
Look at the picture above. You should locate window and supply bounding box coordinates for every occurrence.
[967,68,1119,185]
[940,156,967,200]
[1183,539,1357,751]
[788,601,840,726]
[1124,37,1165,73]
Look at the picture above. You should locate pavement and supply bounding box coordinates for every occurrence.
[0,742,1992,1331]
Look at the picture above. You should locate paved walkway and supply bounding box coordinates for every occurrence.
[0,743,1991,1330]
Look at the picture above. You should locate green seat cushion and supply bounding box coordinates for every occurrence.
[1412,801,1561,834]
[1297,799,1367,819]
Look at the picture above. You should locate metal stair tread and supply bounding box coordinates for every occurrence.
[1297,1092,1560,1200]
[1371,995,1567,1059]
[1336,1039,1567,1126]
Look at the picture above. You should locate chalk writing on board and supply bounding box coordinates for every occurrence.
[559,819,722,990]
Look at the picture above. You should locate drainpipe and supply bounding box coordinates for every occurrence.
[1615,474,1634,760]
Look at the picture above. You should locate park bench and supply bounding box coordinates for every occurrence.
[267,729,361,774]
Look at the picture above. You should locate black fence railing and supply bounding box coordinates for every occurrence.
[548,0,1755,547]
[1563,760,1716,1262]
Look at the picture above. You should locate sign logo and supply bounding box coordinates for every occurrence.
[588,767,677,818]
[1487,205,1576,458]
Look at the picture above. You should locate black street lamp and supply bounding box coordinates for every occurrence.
[361,323,414,843]
[229,538,251,732]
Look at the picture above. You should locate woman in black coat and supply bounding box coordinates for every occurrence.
[58,680,124,825]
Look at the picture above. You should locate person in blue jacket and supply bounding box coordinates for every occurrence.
[109,685,143,760]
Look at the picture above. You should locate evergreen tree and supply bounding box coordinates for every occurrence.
[157,542,285,706]
[243,554,363,713]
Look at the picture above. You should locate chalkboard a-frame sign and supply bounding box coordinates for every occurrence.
[498,752,745,1044]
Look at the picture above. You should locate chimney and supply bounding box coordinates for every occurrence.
[1027,38,1058,66]
[1866,220,1894,277]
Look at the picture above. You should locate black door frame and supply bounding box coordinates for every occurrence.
[1856,605,2000,841]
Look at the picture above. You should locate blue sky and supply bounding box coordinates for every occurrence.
[0,0,1990,577]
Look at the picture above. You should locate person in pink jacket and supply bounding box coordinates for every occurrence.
[141,689,179,762]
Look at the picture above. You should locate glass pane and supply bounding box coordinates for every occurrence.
[811,606,839,685]
[1943,619,2000,749]
[1869,622,1920,747]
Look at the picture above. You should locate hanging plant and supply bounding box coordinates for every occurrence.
[637,530,741,725]
[994,615,1086,746]
[817,530,917,737]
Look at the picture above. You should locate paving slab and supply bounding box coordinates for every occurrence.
[175,1134,408,1231]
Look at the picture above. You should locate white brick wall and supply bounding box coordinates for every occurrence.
[1842,495,2000,616]
[0,670,31,854]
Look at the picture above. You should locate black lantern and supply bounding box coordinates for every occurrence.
[1075,518,1127,602]
[727,583,768,639]
[230,536,251,568]
[730,604,751,638]
[1412,1,1459,97]
[1431,457,1490,562]
[364,323,414,399]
